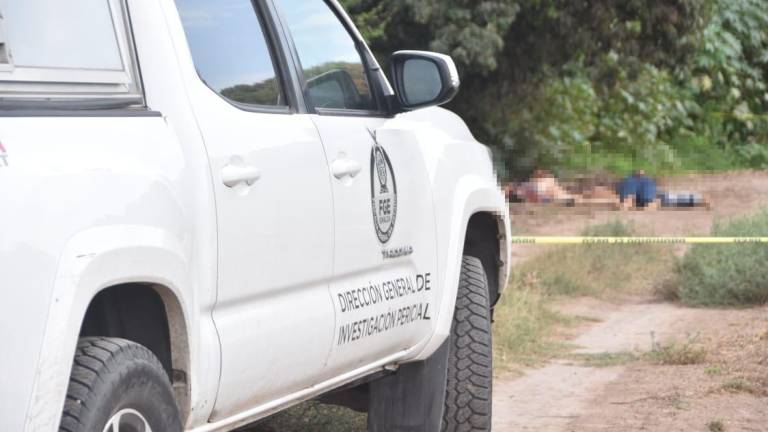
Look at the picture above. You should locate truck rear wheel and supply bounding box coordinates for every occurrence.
[59,337,181,432]
[441,255,493,432]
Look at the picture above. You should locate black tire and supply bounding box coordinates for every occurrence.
[442,256,493,432]
[59,337,182,432]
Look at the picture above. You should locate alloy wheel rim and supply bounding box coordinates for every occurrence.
[103,408,152,432]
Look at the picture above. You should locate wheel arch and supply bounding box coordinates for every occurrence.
[80,282,191,420]
[414,178,510,361]
[463,212,507,308]
[24,225,200,431]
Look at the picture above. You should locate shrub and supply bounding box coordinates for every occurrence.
[676,210,768,306]
[648,337,707,365]
[707,419,726,432]
[721,377,757,394]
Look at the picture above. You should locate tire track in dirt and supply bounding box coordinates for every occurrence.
[493,299,768,432]
[492,300,698,431]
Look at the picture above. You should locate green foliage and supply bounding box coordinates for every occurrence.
[341,0,521,74]
[496,62,699,176]
[340,0,768,177]
[672,134,738,172]
[221,79,280,106]
[498,68,599,175]
[592,63,691,173]
[676,210,768,306]
[337,0,393,45]
[692,0,768,148]
[403,0,520,73]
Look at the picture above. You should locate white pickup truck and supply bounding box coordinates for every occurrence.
[0,1,510,431]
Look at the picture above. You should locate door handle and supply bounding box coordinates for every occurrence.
[222,164,261,188]
[332,158,361,180]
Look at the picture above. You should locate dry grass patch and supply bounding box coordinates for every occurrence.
[707,419,726,432]
[648,336,707,365]
[570,351,640,367]
[720,377,757,394]
[705,364,725,376]
[243,402,366,432]
[492,277,573,370]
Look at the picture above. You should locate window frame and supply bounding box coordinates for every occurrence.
[0,0,144,109]
[271,0,391,118]
[176,0,298,115]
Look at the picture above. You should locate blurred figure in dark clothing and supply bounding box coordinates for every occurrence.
[618,170,657,208]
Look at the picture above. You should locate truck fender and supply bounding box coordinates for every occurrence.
[415,176,509,361]
[23,225,211,432]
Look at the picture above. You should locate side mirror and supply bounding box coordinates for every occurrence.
[391,51,460,111]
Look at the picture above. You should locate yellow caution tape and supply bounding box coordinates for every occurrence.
[511,236,768,245]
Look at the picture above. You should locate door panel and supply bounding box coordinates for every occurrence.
[202,111,335,419]
[313,117,439,375]
[275,0,439,376]
[173,0,336,419]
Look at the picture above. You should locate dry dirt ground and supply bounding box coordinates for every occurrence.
[493,171,768,432]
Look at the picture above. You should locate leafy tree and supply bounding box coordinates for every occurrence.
[690,0,768,160]
[341,0,768,177]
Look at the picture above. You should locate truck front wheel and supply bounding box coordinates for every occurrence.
[368,255,493,432]
[441,255,493,432]
[59,337,182,432]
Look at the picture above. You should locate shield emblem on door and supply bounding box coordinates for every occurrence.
[370,145,397,244]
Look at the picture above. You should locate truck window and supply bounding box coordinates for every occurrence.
[175,0,286,108]
[0,0,142,107]
[1,0,122,71]
[276,0,374,112]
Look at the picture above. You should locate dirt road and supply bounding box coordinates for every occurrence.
[494,171,768,431]
[493,298,768,431]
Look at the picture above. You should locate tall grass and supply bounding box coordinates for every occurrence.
[522,220,674,298]
[675,210,768,306]
[492,274,571,369]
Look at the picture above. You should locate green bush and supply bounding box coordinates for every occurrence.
[499,68,599,176]
[676,211,768,306]
[692,0,768,148]
[496,61,699,177]
[672,134,739,172]
[591,62,692,173]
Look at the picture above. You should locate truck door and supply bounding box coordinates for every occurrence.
[275,0,439,375]
[172,0,335,419]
